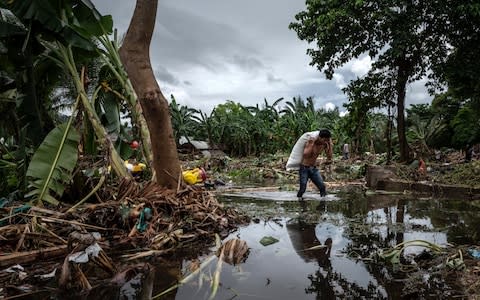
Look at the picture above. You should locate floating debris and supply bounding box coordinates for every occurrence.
[259,236,279,246]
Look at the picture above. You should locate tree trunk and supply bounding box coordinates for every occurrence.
[386,103,393,164]
[395,62,411,162]
[119,0,181,189]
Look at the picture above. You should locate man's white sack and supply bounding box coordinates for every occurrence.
[285,131,319,171]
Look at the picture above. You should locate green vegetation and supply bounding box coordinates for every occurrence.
[289,0,480,162]
[1,0,479,205]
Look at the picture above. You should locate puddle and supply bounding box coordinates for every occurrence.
[222,190,340,202]
[152,187,480,299]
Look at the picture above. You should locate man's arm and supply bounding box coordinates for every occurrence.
[325,138,333,163]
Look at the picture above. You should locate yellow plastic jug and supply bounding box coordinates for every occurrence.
[124,160,146,174]
[182,168,207,185]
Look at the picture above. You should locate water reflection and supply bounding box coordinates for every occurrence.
[287,201,388,299]
[286,218,335,298]
[152,189,479,299]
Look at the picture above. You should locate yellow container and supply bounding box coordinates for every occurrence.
[182,168,207,185]
[124,160,146,174]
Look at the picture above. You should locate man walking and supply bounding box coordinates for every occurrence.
[297,129,333,200]
[342,143,349,160]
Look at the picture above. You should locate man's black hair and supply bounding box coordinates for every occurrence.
[318,129,331,138]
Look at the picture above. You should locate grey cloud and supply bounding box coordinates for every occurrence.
[152,4,258,73]
[154,65,180,85]
[231,54,264,72]
[406,80,433,106]
[292,80,347,109]
[91,0,431,114]
[267,73,284,84]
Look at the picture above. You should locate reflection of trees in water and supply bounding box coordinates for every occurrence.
[392,198,480,244]
[386,197,479,245]
[306,269,386,299]
[344,197,407,298]
[339,196,407,258]
[300,195,408,299]
[338,196,477,299]
[302,238,388,300]
[287,215,389,299]
[288,191,479,299]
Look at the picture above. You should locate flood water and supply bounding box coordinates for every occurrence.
[153,187,480,300]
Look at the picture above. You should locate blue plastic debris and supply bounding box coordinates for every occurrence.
[135,207,152,232]
[468,248,480,259]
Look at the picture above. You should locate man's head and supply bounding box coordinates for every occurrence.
[318,129,331,139]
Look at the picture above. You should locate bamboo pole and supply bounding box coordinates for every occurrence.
[0,245,68,268]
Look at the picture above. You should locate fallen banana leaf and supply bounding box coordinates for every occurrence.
[152,254,216,299]
[221,238,249,265]
[209,235,224,300]
[379,239,445,265]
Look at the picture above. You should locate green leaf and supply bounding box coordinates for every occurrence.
[0,8,27,37]
[2,0,61,32]
[26,123,80,205]
[102,95,121,134]
[259,236,279,246]
[3,0,112,51]
[71,1,113,36]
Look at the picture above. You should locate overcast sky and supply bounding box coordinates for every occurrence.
[92,0,432,115]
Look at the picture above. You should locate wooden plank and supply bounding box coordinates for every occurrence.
[0,245,68,268]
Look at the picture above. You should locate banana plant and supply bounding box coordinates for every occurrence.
[407,113,447,156]
[96,32,153,165]
[41,42,127,178]
[25,106,80,206]
[379,239,444,266]
[169,95,201,146]
[2,0,128,204]
[0,128,29,199]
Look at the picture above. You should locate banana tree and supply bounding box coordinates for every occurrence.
[209,101,253,156]
[0,7,58,147]
[43,43,127,177]
[25,98,80,206]
[246,97,283,154]
[169,95,201,146]
[407,113,446,157]
[95,33,153,165]
[1,0,130,204]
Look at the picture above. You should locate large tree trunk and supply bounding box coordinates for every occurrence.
[119,0,181,189]
[386,103,394,164]
[395,62,411,162]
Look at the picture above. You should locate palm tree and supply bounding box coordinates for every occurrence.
[245,97,283,154]
[169,95,200,146]
[407,113,446,158]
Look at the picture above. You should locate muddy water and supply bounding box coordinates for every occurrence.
[154,187,480,300]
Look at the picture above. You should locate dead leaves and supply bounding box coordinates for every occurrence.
[220,239,249,265]
[1,178,249,297]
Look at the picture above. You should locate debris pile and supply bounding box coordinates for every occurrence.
[0,177,249,297]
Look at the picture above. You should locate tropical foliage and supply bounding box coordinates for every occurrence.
[288,0,480,161]
[25,122,80,206]
[0,0,480,206]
